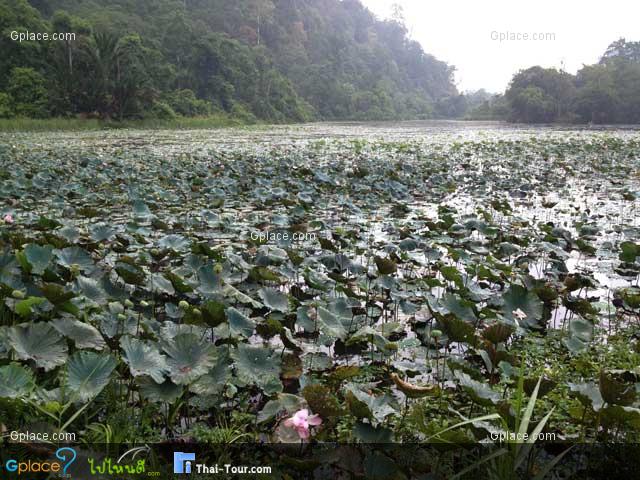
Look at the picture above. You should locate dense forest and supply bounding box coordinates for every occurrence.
[0,0,461,122]
[2,0,639,124]
[501,39,640,124]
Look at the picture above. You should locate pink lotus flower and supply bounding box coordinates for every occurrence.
[283,409,322,439]
[2,214,13,224]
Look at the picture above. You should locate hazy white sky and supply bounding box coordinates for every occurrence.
[360,0,640,93]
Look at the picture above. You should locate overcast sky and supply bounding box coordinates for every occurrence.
[360,0,640,93]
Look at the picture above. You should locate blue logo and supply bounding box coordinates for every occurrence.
[173,452,195,474]
[56,447,77,475]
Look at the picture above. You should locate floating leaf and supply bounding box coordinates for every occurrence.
[226,307,255,338]
[317,307,348,340]
[66,351,117,401]
[196,265,221,296]
[54,247,94,272]
[121,336,168,383]
[258,287,289,313]
[76,276,108,304]
[162,333,215,385]
[132,200,153,219]
[455,370,501,406]
[9,322,68,371]
[158,234,190,251]
[0,363,35,398]
[563,316,593,355]
[232,343,282,394]
[147,273,175,295]
[222,284,262,308]
[189,355,232,396]
[90,223,117,242]
[138,378,182,403]
[52,317,105,350]
[250,266,283,283]
[569,381,604,411]
[501,284,544,329]
[24,244,53,275]
[440,293,476,322]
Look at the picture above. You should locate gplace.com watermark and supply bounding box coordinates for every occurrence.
[10,30,76,42]
[250,230,316,243]
[490,431,557,442]
[491,31,556,42]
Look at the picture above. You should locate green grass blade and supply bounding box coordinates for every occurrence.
[517,375,542,440]
[515,406,556,469]
[425,413,502,442]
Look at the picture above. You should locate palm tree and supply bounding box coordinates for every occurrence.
[83,32,121,117]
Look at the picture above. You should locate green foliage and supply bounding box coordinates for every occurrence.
[0,113,242,131]
[2,95,640,475]
[505,67,575,123]
[66,351,117,402]
[6,67,49,117]
[0,0,459,122]
[149,101,177,120]
[0,0,50,88]
[506,39,640,124]
[161,89,211,116]
[0,92,13,118]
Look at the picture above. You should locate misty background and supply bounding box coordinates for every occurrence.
[1,0,639,125]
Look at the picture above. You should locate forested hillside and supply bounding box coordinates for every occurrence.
[0,0,459,122]
[504,39,640,124]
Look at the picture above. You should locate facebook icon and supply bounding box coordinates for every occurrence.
[173,452,196,474]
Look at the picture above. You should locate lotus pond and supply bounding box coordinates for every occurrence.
[0,122,640,464]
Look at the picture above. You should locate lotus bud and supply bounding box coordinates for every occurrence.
[43,401,62,414]
[12,290,25,299]
[192,308,202,317]
[109,301,124,314]
[124,299,134,308]
[178,300,189,310]
[431,329,443,338]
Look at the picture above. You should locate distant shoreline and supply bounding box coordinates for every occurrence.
[2,116,640,133]
[0,115,252,132]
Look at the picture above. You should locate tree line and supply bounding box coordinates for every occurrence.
[0,0,459,122]
[3,1,638,125]
[488,39,640,124]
